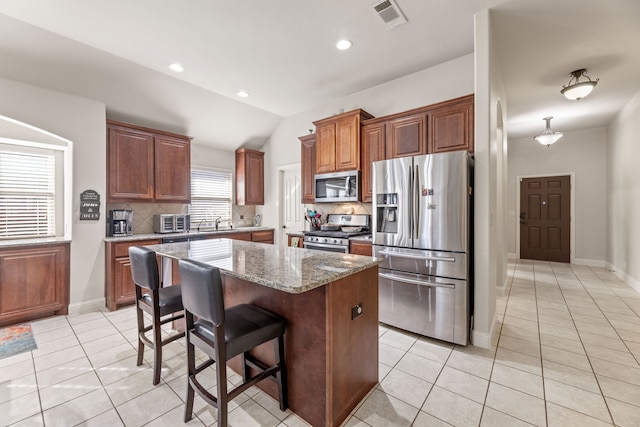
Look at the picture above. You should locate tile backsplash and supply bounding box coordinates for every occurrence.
[301,202,372,231]
[106,203,256,234]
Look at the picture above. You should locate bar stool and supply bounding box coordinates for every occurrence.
[129,246,185,385]
[178,258,288,426]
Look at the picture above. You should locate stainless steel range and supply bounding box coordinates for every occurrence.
[303,214,370,253]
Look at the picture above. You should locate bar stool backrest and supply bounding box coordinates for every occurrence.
[178,259,225,326]
[129,246,160,291]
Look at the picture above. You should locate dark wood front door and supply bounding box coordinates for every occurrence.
[520,176,571,263]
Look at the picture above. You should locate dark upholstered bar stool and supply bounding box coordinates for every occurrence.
[129,246,185,385]
[178,258,288,426]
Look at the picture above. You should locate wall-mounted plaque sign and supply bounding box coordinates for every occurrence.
[80,189,101,220]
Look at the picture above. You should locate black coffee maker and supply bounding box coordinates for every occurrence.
[108,209,133,237]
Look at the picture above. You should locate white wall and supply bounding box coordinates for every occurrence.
[259,53,475,234]
[508,127,607,265]
[607,90,640,290]
[472,10,507,348]
[0,77,107,311]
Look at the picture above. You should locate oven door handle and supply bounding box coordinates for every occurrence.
[303,242,348,252]
[379,272,456,289]
[378,250,456,263]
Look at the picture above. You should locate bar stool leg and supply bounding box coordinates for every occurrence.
[135,305,145,367]
[275,335,288,411]
[152,310,162,385]
[184,330,196,422]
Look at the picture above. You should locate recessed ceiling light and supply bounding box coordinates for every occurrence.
[336,40,353,50]
[168,63,184,73]
[237,90,249,98]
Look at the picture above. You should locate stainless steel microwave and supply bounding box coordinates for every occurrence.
[314,171,360,203]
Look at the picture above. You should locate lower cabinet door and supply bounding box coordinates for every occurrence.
[0,243,70,326]
[114,256,136,304]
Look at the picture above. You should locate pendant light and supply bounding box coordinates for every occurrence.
[534,117,563,147]
[561,69,598,100]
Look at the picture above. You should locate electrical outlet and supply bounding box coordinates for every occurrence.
[351,303,363,320]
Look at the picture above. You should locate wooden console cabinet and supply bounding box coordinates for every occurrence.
[107,120,191,203]
[235,148,265,205]
[0,243,70,326]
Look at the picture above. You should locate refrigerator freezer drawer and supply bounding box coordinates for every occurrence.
[378,268,469,345]
[374,245,467,280]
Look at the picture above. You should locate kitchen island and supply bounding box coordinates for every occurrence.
[145,238,380,427]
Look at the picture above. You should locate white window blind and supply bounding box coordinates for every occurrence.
[189,168,232,226]
[0,149,56,239]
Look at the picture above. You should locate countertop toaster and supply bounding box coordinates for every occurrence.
[153,214,190,233]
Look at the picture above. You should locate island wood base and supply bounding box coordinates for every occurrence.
[222,265,379,427]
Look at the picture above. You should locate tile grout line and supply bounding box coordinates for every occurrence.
[548,262,617,425]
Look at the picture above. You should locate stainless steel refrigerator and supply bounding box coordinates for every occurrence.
[372,151,472,345]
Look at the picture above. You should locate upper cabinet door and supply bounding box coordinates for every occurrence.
[107,125,154,202]
[154,135,191,202]
[385,113,427,159]
[236,148,264,205]
[361,122,386,203]
[428,94,474,154]
[335,115,360,171]
[315,122,336,174]
[299,134,316,204]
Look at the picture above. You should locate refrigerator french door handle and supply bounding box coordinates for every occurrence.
[408,166,413,240]
[414,165,420,238]
[379,272,456,289]
[378,250,456,262]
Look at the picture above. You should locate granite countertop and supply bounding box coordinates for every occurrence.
[145,238,380,294]
[0,237,72,248]
[349,234,373,243]
[104,227,274,242]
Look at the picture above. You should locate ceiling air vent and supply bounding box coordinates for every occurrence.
[372,0,407,30]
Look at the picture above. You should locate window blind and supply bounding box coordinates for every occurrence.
[0,149,56,239]
[188,168,232,225]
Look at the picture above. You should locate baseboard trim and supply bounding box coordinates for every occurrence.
[471,310,497,349]
[606,263,640,294]
[507,252,517,260]
[574,258,606,268]
[496,275,510,297]
[67,298,105,315]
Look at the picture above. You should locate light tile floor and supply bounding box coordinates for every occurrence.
[2,260,640,426]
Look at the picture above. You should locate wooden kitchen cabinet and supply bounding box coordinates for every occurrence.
[105,238,160,311]
[0,243,70,326]
[427,94,474,154]
[287,234,304,248]
[385,112,428,159]
[154,134,191,202]
[313,109,374,174]
[251,230,274,244]
[236,148,265,205]
[361,122,386,203]
[349,240,372,256]
[299,134,316,204]
[107,120,191,203]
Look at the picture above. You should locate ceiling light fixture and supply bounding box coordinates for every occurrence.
[237,90,249,98]
[336,39,353,50]
[534,116,563,147]
[168,63,184,73]
[561,68,599,100]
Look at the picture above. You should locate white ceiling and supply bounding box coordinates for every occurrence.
[1,0,639,149]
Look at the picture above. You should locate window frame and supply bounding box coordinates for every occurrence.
[0,137,72,241]
[188,165,233,228]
